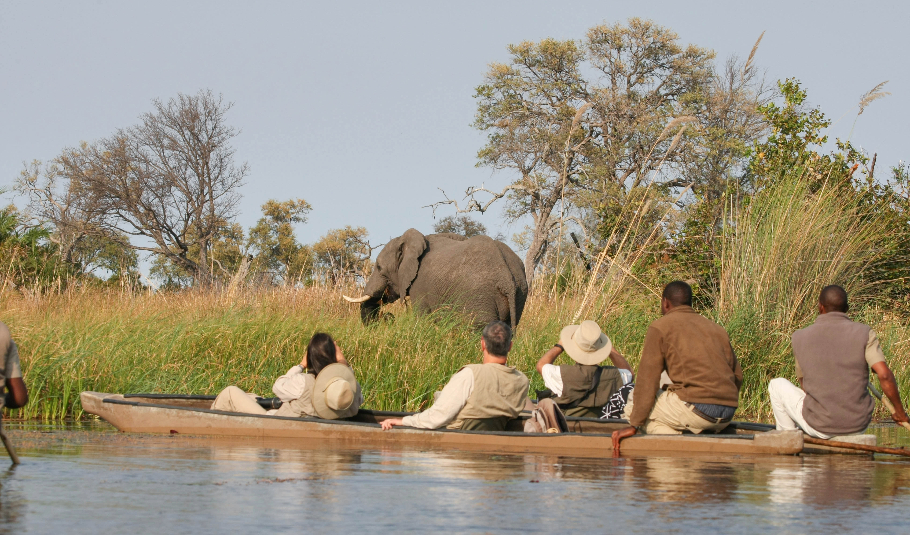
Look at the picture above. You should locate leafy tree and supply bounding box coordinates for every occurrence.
[312,226,372,284]
[430,19,766,286]
[432,215,487,237]
[671,79,883,301]
[0,206,71,290]
[248,199,313,283]
[20,89,248,288]
[71,232,140,281]
[747,79,850,188]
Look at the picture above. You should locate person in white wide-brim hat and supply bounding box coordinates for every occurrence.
[211,332,363,419]
[313,362,362,419]
[535,320,635,419]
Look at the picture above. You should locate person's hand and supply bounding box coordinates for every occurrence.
[611,426,637,455]
[893,410,910,425]
[379,418,403,431]
[299,355,308,369]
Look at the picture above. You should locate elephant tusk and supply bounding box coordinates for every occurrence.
[343,294,371,303]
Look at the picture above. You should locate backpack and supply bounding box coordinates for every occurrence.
[523,398,568,433]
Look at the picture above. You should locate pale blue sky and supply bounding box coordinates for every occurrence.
[1,1,907,252]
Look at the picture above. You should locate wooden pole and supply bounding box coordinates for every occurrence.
[0,418,20,465]
[803,436,910,457]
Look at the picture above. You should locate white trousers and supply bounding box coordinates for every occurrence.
[767,378,831,439]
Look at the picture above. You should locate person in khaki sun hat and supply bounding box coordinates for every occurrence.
[613,281,743,449]
[535,320,634,418]
[211,332,362,419]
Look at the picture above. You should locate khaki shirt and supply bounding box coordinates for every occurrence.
[270,373,318,417]
[795,330,885,380]
[402,368,474,429]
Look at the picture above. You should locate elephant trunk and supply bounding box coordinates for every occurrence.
[355,271,394,324]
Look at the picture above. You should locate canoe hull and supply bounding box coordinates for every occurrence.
[81,391,804,457]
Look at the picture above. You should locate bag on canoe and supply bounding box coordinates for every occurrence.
[524,398,568,433]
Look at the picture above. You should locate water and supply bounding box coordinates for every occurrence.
[1,422,908,534]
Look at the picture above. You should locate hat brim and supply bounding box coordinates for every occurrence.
[559,325,613,366]
[313,363,360,419]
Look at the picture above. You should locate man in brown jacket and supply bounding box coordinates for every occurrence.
[768,285,909,438]
[612,281,742,448]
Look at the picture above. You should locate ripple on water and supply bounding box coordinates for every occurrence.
[0,421,908,534]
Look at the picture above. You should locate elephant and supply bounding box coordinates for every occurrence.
[343,229,528,329]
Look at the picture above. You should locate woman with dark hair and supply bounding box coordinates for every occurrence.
[212,332,363,419]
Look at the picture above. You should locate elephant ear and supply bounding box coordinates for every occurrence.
[398,228,427,296]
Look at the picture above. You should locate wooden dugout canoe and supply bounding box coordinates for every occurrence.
[80,391,809,457]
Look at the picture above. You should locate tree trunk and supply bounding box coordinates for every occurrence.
[523,219,551,290]
[196,240,211,288]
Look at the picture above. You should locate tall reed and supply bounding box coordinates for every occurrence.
[2,173,908,422]
[716,177,892,416]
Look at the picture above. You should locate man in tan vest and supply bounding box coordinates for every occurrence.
[768,285,909,438]
[379,321,529,431]
[0,321,28,412]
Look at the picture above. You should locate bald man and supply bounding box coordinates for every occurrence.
[768,285,909,438]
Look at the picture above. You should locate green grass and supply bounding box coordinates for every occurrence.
[3,283,907,423]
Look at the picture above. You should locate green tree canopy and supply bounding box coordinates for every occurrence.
[248,198,313,283]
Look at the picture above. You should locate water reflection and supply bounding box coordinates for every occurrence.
[0,422,908,533]
[0,466,26,532]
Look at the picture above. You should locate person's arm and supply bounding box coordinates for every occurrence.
[535,345,563,375]
[3,340,27,409]
[613,326,665,448]
[272,364,307,401]
[607,348,634,380]
[380,369,473,430]
[335,342,350,368]
[627,326,664,428]
[5,378,28,409]
[871,361,909,424]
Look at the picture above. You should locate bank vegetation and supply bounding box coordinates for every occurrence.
[2,19,909,422]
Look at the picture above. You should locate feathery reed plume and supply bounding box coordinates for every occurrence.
[571,102,592,132]
[848,81,891,140]
[656,116,696,145]
[858,81,890,115]
[636,116,696,182]
[665,126,687,156]
[742,31,765,76]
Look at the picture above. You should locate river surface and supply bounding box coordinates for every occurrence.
[0,422,908,534]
